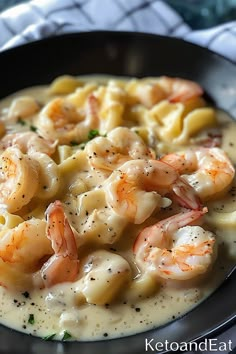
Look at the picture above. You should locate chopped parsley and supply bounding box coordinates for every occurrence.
[88,129,100,140]
[30,125,37,132]
[43,333,56,341]
[74,130,105,149]
[17,117,26,126]
[43,331,72,341]
[62,330,72,341]
[70,140,79,146]
[28,314,35,325]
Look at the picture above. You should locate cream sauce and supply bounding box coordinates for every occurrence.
[0,77,235,341]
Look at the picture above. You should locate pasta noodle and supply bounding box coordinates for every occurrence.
[49,75,83,95]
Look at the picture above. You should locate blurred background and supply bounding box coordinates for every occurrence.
[1,0,236,29]
[166,0,236,28]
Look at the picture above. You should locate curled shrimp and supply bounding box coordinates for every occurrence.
[0,219,52,271]
[6,96,41,122]
[85,127,155,171]
[0,218,52,290]
[0,259,33,290]
[38,94,99,144]
[134,208,216,280]
[157,76,203,103]
[161,147,235,200]
[0,131,57,155]
[40,200,79,287]
[0,147,39,212]
[104,159,201,224]
[38,97,81,144]
[130,77,203,108]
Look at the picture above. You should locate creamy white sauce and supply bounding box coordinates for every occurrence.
[0,78,235,341]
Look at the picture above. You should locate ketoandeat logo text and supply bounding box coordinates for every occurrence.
[145,338,233,352]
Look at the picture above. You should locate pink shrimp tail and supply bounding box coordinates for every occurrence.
[41,200,79,287]
[172,178,202,210]
[87,94,100,127]
[168,81,203,103]
[133,207,207,255]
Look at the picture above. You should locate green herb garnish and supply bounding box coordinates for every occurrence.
[43,333,56,341]
[88,129,99,140]
[62,330,72,341]
[17,117,26,126]
[28,314,35,325]
[70,140,79,146]
[30,125,37,132]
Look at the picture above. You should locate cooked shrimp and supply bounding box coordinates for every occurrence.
[0,132,57,155]
[85,127,155,171]
[37,97,81,144]
[130,77,203,108]
[161,147,235,200]
[38,94,99,144]
[0,218,53,290]
[104,159,201,224]
[0,147,39,212]
[0,219,52,272]
[157,76,203,103]
[134,208,216,280]
[6,96,40,122]
[40,200,79,287]
[0,259,33,290]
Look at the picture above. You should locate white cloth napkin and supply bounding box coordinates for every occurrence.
[0,0,235,352]
[0,0,236,63]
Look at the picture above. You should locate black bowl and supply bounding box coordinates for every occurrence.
[0,31,235,354]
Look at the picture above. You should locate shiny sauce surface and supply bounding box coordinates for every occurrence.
[0,76,235,341]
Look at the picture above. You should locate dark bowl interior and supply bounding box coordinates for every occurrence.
[0,31,235,354]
